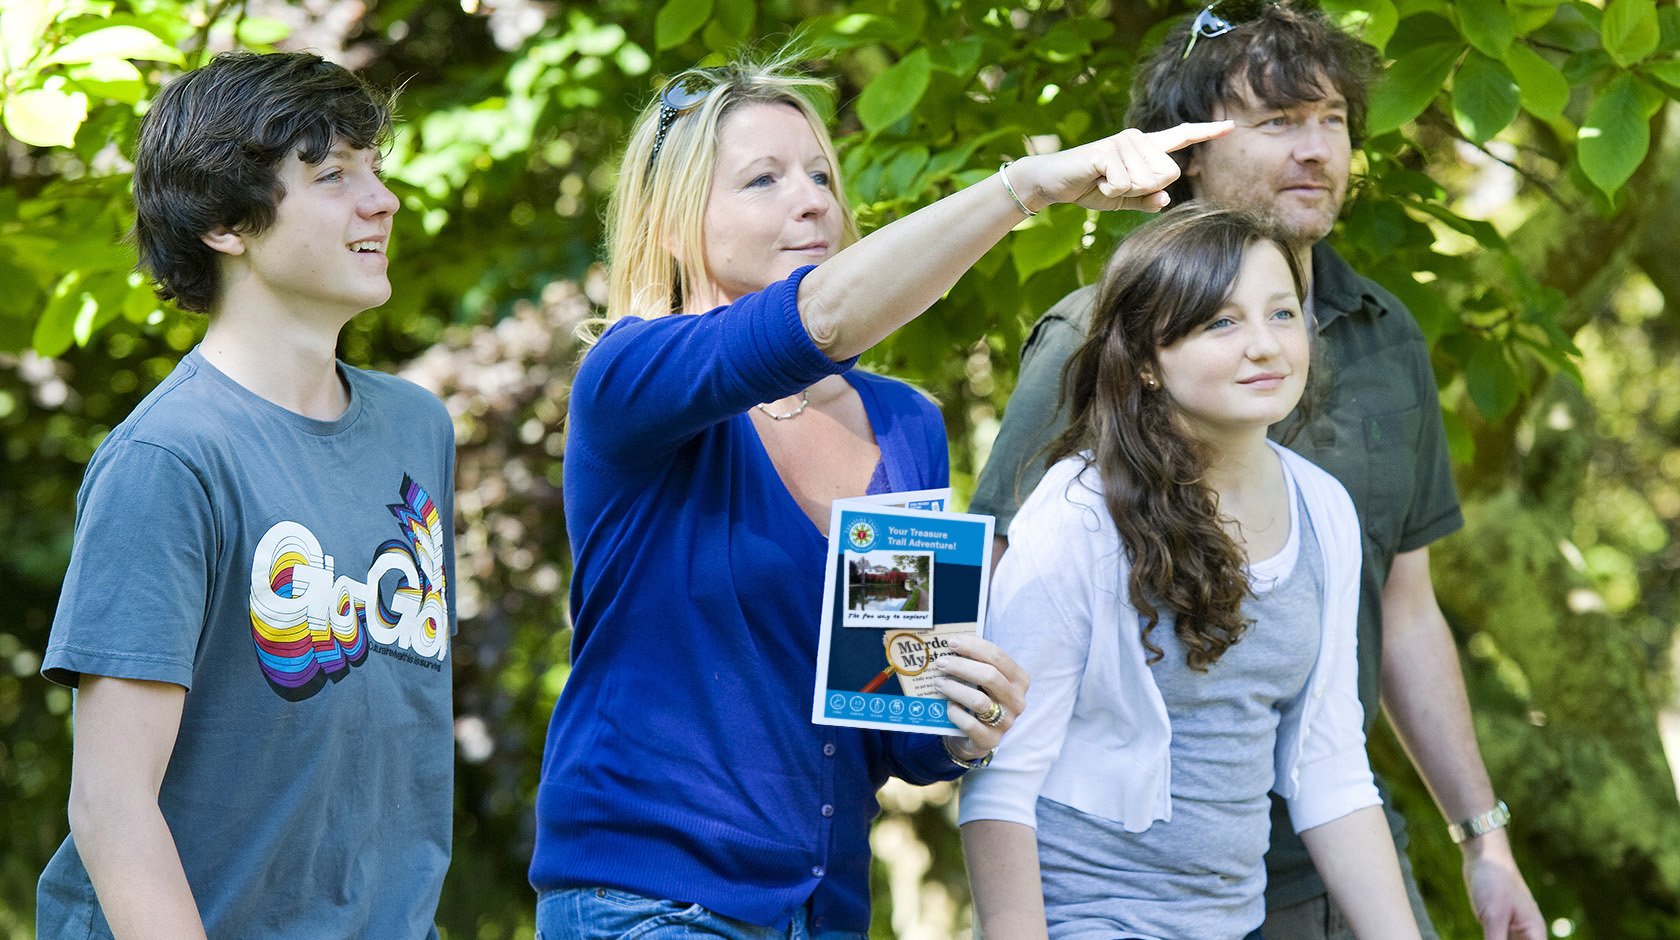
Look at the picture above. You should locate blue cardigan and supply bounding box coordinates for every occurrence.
[531,267,959,933]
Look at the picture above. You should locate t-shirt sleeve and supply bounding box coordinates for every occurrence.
[969,294,1090,536]
[42,439,218,689]
[568,266,856,469]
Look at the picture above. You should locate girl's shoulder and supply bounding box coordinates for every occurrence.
[1012,455,1116,543]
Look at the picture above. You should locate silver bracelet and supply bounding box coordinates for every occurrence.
[943,736,994,770]
[999,161,1037,217]
[1447,800,1511,843]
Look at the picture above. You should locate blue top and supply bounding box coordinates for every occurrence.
[531,266,960,933]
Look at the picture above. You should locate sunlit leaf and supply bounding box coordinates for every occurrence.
[1577,73,1650,197]
[1602,0,1660,67]
[44,25,183,66]
[1504,43,1570,121]
[1322,0,1399,52]
[2,87,90,148]
[234,17,291,46]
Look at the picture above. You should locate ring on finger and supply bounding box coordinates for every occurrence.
[976,701,1005,727]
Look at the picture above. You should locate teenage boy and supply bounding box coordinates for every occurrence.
[37,51,455,939]
[969,5,1544,939]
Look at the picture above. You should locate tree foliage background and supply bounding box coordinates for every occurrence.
[2,0,1679,936]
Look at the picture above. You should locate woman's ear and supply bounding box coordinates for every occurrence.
[200,226,246,257]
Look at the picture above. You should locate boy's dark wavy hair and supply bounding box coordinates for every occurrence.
[1046,205,1306,671]
[132,52,392,313]
[1127,1,1381,205]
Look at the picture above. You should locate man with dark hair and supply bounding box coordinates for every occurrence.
[970,4,1545,938]
[38,52,456,939]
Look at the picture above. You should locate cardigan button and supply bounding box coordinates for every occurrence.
[811,865,826,878]
[821,804,835,817]
[822,743,836,757]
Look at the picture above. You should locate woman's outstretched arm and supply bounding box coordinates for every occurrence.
[798,122,1230,361]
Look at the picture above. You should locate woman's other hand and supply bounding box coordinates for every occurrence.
[935,635,1030,761]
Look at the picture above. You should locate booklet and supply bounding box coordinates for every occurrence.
[812,489,995,735]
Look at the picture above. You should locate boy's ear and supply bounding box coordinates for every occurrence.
[201,227,246,256]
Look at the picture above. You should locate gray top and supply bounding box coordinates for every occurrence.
[1035,484,1324,940]
[38,348,456,939]
[970,243,1463,906]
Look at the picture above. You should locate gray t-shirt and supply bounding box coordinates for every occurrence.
[38,348,456,939]
[1036,482,1324,940]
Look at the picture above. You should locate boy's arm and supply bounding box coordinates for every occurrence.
[1379,547,1544,939]
[1299,805,1423,940]
[68,675,208,940]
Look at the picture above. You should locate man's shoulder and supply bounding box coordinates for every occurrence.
[1036,282,1101,334]
[1313,243,1427,344]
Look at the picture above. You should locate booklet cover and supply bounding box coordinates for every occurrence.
[812,490,995,735]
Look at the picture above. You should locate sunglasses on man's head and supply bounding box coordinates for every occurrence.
[648,69,727,172]
[1181,0,1277,60]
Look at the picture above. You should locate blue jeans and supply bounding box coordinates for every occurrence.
[535,887,867,940]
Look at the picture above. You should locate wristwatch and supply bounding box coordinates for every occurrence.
[943,737,994,770]
[1447,800,1511,843]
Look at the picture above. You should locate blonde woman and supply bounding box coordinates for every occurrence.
[530,54,1227,939]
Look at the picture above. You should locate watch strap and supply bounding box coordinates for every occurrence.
[1447,800,1511,843]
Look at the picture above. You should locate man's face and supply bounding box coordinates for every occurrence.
[1185,74,1351,249]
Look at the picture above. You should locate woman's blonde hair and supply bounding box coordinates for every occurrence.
[600,51,861,328]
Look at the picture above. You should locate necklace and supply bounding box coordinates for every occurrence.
[755,390,810,421]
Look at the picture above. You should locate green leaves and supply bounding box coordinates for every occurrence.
[1456,0,1515,58]
[857,49,932,133]
[2,85,88,148]
[43,24,183,66]
[1452,50,1520,142]
[1578,73,1652,197]
[1602,0,1660,67]
[1368,42,1463,136]
[654,0,712,50]
[1503,43,1569,121]
[1009,206,1085,282]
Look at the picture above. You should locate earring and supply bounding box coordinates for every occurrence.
[1142,375,1160,391]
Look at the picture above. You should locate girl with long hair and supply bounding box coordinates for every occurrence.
[961,206,1422,940]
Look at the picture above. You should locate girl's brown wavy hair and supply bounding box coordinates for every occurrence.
[1046,205,1305,671]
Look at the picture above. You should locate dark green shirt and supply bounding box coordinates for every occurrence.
[969,241,1463,908]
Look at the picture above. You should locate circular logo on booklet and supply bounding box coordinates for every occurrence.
[846,518,879,552]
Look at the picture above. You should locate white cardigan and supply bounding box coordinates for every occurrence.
[960,440,1380,835]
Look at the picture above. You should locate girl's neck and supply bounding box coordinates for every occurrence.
[1201,433,1290,560]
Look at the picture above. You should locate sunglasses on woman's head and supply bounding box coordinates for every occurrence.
[648,69,727,171]
[1181,0,1277,60]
